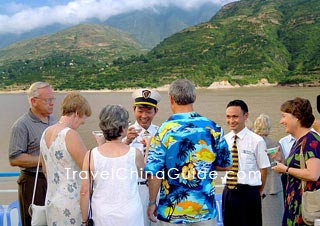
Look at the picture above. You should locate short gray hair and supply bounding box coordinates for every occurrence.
[169,79,196,105]
[99,104,129,141]
[27,82,51,98]
[253,113,271,136]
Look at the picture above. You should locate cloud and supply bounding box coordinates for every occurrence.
[0,0,235,34]
[0,2,30,14]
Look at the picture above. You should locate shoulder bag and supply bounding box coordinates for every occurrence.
[28,154,47,226]
[87,149,94,226]
[300,138,320,225]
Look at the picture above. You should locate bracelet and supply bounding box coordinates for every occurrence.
[148,200,157,206]
[82,220,87,224]
[285,167,290,175]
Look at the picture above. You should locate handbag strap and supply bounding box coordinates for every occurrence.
[299,137,307,192]
[88,149,94,219]
[31,154,41,205]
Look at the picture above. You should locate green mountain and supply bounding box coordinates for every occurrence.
[105,3,221,48]
[0,4,221,49]
[0,0,319,90]
[0,24,146,90]
[117,0,320,87]
[0,24,145,63]
[0,24,68,49]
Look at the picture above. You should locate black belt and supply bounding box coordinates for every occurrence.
[21,171,45,177]
[138,180,148,186]
[228,184,259,191]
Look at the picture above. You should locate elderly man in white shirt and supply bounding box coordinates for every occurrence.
[222,99,270,226]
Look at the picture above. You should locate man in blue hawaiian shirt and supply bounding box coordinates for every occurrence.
[145,79,232,225]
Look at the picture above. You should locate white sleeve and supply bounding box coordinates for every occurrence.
[256,138,271,169]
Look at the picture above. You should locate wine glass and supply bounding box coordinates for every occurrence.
[141,133,152,153]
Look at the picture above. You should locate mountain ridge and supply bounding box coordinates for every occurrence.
[122,0,319,87]
[0,3,221,49]
[0,0,319,90]
[0,23,146,63]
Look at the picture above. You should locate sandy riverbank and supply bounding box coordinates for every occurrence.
[1,78,319,94]
[0,79,278,94]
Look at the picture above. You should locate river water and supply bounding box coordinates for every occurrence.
[0,86,319,203]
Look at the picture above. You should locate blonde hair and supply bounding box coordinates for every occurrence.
[253,113,271,136]
[61,92,92,117]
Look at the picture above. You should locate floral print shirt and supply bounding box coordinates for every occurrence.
[283,131,320,226]
[145,112,231,224]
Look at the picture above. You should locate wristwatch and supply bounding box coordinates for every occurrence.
[148,200,157,206]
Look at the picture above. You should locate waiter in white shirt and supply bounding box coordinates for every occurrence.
[124,88,161,226]
[222,99,270,226]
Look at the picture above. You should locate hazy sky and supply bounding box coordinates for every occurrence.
[0,0,236,35]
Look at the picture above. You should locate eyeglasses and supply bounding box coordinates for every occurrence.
[34,97,56,104]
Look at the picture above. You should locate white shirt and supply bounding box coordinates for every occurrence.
[128,121,158,152]
[224,127,270,186]
[278,134,295,159]
[128,121,158,183]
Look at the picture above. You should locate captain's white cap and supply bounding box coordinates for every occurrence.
[132,89,161,108]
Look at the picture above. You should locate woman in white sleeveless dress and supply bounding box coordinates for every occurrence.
[40,93,91,226]
[80,104,145,226]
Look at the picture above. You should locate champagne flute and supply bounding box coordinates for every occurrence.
[141,133,152,153]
